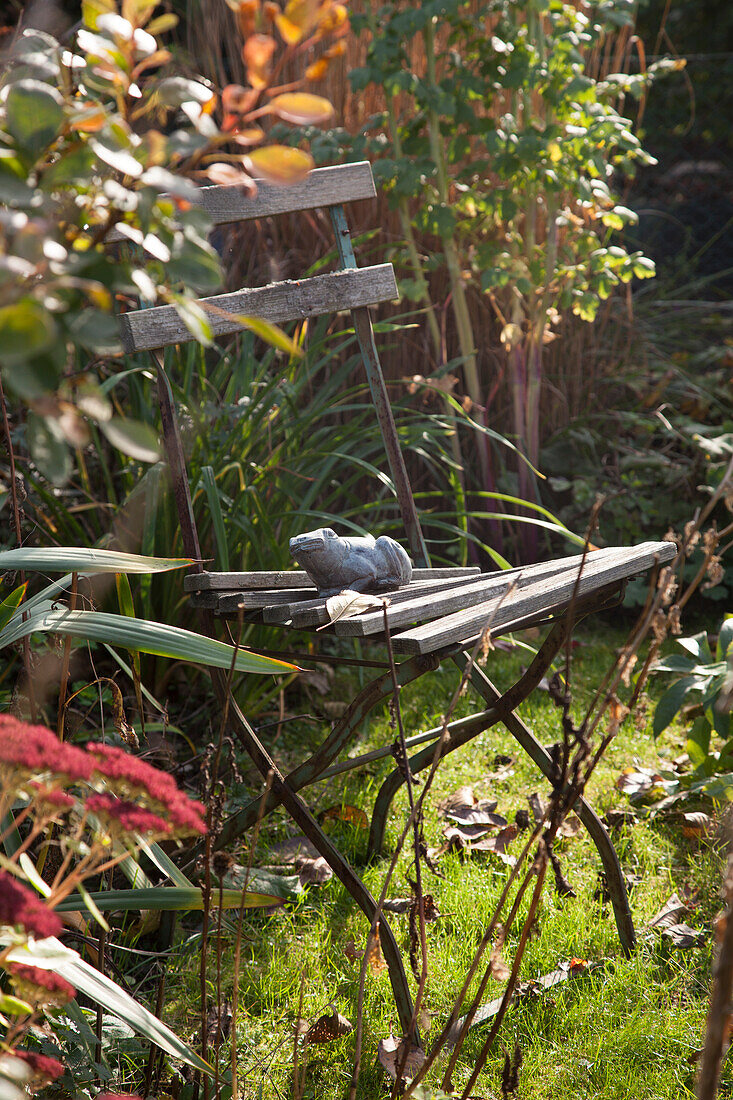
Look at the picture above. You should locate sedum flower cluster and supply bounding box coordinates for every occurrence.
[0,715,205,1095]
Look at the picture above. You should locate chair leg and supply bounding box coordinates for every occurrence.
[460,660,635,954]
[210,669,420,1044]
[215,653,439,851]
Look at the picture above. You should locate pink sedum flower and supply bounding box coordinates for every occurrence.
[86,794,171,836]
[8,963,76,1004]
[87,743,206,835]
[0,716,92,783]
[0,872,62,939]
[8,1049,65,1082]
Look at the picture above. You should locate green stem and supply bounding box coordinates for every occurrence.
[424,18,487,494]
[388,96,443,359]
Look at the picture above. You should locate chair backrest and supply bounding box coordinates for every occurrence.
[117,161,428,566]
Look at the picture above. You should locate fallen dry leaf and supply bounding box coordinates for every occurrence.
[295,854,333,887]
[603,809,639,828]
[663,922,705,949]
[269,835,319,862]
[473,824,519,854]
[648,892,688,930]
[366,923,387,975]
[343,938,363,963]
[377,1035,425,1082]
[321,589,387,627]
[305,1007,352,1045]
[320,804,369,830]
[438,785,479,816]
[445,805,507,829]
[558,814,582,839]
[616,767,671,803]
[679,810,712,837]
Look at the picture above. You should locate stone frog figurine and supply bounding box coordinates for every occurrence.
[289,528,412,598]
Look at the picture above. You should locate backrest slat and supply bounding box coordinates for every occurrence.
[119,263,398,353]
[108,162,375,243]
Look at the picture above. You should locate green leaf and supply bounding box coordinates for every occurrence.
[100,416,161,463]
[0,299,58,371]
[171,293,214,346]
[230,314,304,358]
[5,79,64,158]
[717,616,733,661]
[55,887,285,912]
[2,938,213,1076]
[653,676,699,738]
[26,413,71,486]
[0,547,191,574]
[686,715,712,770]
[198,467,230,571]
[0,584,27,633]
[678,630,712,662]
[0,608,299,675]
[0,994,34,1016]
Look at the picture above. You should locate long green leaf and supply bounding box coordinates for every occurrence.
[0,584,26,633]
[3,938,213,1076]
[54,887,283,912]
[199,466,230,572]
[0,547,192,574]
[0,608,298,675]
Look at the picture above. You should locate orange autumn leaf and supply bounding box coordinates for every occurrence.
[274,0,320,44]
[306,57,329,81]
[222,83,259,115]
[236,0,260,37]
[247,144,313,184]
[270,91,333,125]
[242,33,276,88]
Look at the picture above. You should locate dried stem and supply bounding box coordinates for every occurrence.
[696,851,733,1100]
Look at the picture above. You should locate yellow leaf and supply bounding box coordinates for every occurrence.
[275,0,320,42]
[306,57,329,81]
[548,141,562,163]
[270,92,333,125]
[247,144,313,184]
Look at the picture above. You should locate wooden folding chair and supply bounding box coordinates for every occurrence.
[116,161,676,1044]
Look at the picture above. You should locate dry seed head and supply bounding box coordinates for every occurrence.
[652,609,668,644]
[668,604,682,635]
[620,651,637,687]
[703,556,724,590]
[683,521,701,549]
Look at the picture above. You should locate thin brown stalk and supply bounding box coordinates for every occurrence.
[232,769,274,1100]
[697,851,733,1100]
[0,372,34,718]
[459,849,549,1100]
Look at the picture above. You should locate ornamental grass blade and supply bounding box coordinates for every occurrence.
[0,547,192,574]
[54,887,285,912]
[0,608,299,675]
[4,938,213,1076]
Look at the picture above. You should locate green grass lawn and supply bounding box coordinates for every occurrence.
[162,620,729,1100]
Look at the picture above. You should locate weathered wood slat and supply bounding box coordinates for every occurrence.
[120,265,398,353]
[391,542,676,655]
[184,564,480,592]
[108,163,375,244]
[185,570,312,592]
[331,549,615,638]
[272,575,486,628]
[190,587,317,610]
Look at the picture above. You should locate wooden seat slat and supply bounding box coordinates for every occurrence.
[330,548,621,639]
[184,564,480,593]
[108,163,376,245]
[391,541,675,655]
[120,265,398,353]
[275,574,486,629]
